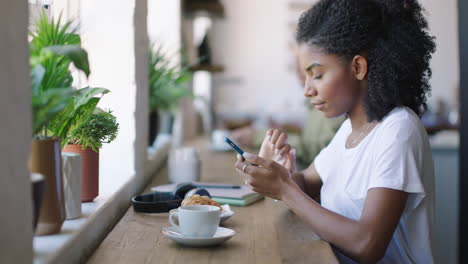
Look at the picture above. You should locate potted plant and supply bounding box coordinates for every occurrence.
[29,12,90,235]
[61,108,119,202]
[148,45,193,146]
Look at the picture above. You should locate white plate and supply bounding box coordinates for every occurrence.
[162,226,236,247]
[169,204,234,224]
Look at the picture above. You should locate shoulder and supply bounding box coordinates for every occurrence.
[371,107,429,162]
[376,107,426,142]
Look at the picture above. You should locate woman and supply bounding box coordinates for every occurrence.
[235,0,436,263]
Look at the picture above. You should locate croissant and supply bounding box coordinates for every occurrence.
[181,194,223,211]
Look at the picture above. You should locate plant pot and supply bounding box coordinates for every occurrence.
[149,110,159,146]
[62,144,99,202]
[159,111,174,134]
[29,139,65,236]
[31,173,45,231]
[62,152,82,219]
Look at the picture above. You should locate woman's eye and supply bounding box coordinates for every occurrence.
[313,74,323,80]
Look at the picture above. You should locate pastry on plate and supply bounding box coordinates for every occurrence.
[182,194,223,211]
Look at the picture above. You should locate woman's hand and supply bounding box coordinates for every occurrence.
[258,129,296,174]
[235,152,296,200]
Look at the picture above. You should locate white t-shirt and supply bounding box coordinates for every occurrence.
[314,107,434,264]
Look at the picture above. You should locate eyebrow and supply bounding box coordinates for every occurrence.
[305,63,322,72]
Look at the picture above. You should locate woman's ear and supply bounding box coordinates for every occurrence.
[352,55,368,80]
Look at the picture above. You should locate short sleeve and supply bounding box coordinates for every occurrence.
[314,119,349,183]
[370,118,427,211]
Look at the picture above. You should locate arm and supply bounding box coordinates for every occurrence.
[283,183,407,263]
[291,163,322,200]
[238,154,408,264]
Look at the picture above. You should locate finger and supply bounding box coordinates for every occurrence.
[266,129,273,140]
[243,152,274,169]
[275,144,291,164]
[243,175,259,188]
[236,153,245,162]
[270,129,281,145]
[262,129,273,143]
[278,144,291,157]
[276,132,288,149]
[235,159,269,176]
[235,156,243,173]
[286,148,297,173]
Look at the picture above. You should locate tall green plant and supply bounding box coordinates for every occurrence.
[31,64,73,136]
[148,45,193,112]
[29,12,97,140]
[30,12,89,93]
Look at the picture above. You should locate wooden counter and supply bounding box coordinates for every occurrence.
[88,138,338,264]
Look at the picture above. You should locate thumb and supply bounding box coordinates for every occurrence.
[243,152,273,168]
[286,148,296,173]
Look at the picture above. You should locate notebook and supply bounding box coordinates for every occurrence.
[151,182,264,206]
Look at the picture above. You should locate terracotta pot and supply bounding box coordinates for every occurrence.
[29,139,65,235]
[62,144,99,202]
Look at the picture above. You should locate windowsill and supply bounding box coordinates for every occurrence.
[33,135,172,264]
[33,202,106,264]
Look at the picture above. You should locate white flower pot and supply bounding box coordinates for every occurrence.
[62,152,82,219]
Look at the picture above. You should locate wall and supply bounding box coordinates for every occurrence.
[80,0,149,197]
[422,0,460,108]
[148,0,181,54]
[211,0,307,117]
[0,0,33,263]
[211,0,460,118]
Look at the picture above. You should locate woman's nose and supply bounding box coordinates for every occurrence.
[303,78,317,97]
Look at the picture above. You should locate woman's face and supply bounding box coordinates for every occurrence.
[298,44,363,118]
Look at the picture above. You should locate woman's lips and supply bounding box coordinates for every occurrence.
[311,101,325,110]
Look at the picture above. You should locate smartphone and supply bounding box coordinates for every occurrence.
[224,137,245,155]
[224,137,258,166]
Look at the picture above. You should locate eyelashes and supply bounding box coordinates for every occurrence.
[313,74,323,80]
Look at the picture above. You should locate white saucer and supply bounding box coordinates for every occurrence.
[169,204,234,224]
[162,226,236,247]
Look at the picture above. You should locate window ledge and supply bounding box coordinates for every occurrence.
[33,136,172,264]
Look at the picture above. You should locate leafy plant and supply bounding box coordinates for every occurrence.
[29,12,81,53]
[30,12,89,92]
[29,12,99,141]
[148,45,193,112]
[69,108,119,152]
[31,64,73,137]
[49,87,110,148]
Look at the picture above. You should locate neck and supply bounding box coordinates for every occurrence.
[347,102,371,131]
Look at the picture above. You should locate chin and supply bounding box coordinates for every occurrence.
[321,109,345,119]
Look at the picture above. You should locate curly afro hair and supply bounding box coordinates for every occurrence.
[296,0,436,121]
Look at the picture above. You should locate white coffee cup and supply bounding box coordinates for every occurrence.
[169,205,221,237]
[168,147,200,183]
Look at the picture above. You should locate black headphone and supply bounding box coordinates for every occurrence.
[131,183,211,213]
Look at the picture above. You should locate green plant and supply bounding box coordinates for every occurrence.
[29,12,92,139]
[148,45,193,112]
[31,65,74,137]
[30,12,90,92]
[49,87,110,148]
[69,109,119,152]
